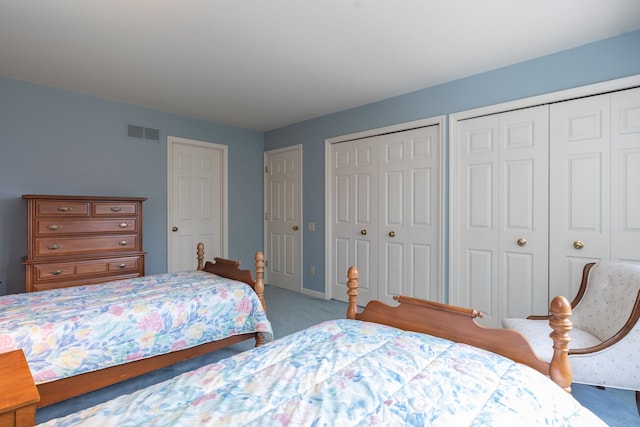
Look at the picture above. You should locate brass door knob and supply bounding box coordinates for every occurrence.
[388,231,396,237]
[360,229,367,235]
[573,240,584,250]
[293,225,299,230]
[517,238,527,246]
[172,226,179,232]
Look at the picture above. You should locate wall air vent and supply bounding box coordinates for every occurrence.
[126,123,160,142]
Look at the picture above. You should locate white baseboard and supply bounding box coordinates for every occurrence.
[301,287,326,300]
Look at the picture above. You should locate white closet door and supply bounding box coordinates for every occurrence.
[611,87,640,264]
[378,126,441,305]
[330,124,441,306]
[331,137,379,304]
[452,106,548,327]
[498,107,549,321]
[549,94,611,300]
[454,114,500,320]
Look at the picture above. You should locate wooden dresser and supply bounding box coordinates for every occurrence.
[22,195,146,292]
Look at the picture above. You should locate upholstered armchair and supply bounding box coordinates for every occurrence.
[502,261,640,414]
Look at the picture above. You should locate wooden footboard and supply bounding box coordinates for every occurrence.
[196,243,266,314]
[35,246,267,408]
[346,266,573,392]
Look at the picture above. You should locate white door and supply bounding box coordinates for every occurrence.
[451,106,549,327]
[549,87,640,299]
[611,87,640,264]
[378,126,441,305]
[549,94,611,299]
[330,124,441,306]
[167,136,227,272]
[264,146,302,292]
[330,136,379,304]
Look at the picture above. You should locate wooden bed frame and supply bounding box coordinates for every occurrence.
[35,243,266,408]
[345,266,574,392]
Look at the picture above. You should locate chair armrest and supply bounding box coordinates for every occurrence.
[569,288,640,355]
[527,314,551,320]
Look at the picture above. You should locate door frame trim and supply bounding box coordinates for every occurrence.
[167,136,229,270]
[449,73,640,303]
[324,115,446,301]
[263,144,303,292]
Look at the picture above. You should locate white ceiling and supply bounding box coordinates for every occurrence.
[1,1,639,131]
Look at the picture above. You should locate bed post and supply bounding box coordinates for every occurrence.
[254,251,266,312]
[196,242,205,270]
[346,266,359,320]
[253,251,266,347]
[548,295,573,392]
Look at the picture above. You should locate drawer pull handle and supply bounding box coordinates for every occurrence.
[111,207,122,212]
[47,244,61,250]
[57,206,71,212]
[119,222,129,228]
[51,270,64,276]
[119,240,129,246]
[47,224,62,230]
[117,263,127,269]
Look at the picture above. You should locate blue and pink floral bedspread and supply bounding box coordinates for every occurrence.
[40,319,604,426]
[0,271,272,384]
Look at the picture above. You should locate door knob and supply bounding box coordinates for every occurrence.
[573,240,584,249]
[293,225,299,230]
[360,229,367,235]
[388,231,396,237]
[517,238,527,246]
[172,226,179,232]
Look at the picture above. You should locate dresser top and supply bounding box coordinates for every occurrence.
[22,194,147,201]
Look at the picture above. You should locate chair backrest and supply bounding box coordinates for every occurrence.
[571,261,640,341]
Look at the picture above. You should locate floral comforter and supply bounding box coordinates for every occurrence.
[40,319,605,426]
[0,271,272,384]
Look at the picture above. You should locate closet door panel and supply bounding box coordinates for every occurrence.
[331,138,378,303]
[455,115,499,318]
[550,94,611,299]
[499,106,549,321]
[453,106,548,327]
[611,87,640,263]
[379,126,440,305]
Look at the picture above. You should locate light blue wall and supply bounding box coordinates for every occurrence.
[264,30,640,295]
[0,79,264,295]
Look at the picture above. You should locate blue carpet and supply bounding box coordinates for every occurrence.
[36,285,638,425]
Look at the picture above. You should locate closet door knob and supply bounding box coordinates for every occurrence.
[573,240,584,250]
[360,229,367,235]
[293,225,299,230]
[388,231,396,237]
[517,238,527,246]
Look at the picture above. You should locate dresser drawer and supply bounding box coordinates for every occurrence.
[93,202,140,216]
[35,218,138,235]
[34,235,140,257]
[35,200,90,217]
[32,256,142,283]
